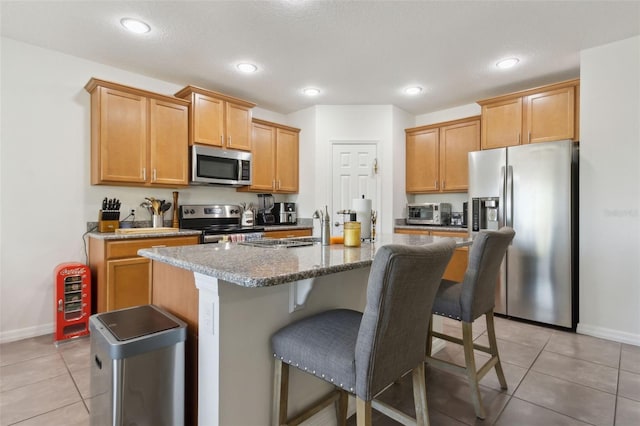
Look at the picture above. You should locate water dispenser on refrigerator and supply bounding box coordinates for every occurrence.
[471,197,500,231]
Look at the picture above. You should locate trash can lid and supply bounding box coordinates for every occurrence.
[97,305,180,341]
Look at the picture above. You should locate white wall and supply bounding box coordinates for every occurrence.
[314,105,397,234]
[578,36,640,345]
[415,103,481,127]
[0,38,292,342]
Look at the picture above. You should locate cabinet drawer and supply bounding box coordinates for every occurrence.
[106,236,200,259]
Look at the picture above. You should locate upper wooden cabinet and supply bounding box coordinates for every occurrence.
[239,119,300,193]
[405,116,480,193]
[174,85,256,151]
[478,79,579,149]
[85,78,189,187]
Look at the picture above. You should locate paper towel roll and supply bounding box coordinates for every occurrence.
[352,198,372,239]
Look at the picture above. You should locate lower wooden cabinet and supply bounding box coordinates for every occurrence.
[264,228,312,239]
[89,235,200,313]
[395,228,469,282]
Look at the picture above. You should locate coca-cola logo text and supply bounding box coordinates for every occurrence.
[60,267,86,276]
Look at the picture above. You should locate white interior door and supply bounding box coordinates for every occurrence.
[331,143,378,235]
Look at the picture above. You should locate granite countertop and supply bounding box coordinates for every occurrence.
[88,229,203,240]
[138,233,472,288]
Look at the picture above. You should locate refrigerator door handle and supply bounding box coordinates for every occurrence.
[506,165,514,228]
[499,166,506,228]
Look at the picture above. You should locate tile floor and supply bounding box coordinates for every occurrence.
[1,316,639,425]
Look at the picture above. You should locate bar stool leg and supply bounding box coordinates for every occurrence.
[426,315,434,357]
[272,359,289,426]
[462,321,486,419]
[336,389,348,426]
[412,363,430,426]
[356,397,372,426]
[486,310,507,389]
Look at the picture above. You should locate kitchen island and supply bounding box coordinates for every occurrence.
[139,233,472,426]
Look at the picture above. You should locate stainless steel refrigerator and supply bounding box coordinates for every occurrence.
[468,139,577,328]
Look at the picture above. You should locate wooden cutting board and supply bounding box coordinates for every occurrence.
[115,227,177,235]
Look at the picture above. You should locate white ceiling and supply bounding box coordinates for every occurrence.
[2,1,639,115]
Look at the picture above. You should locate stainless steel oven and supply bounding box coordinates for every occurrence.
[179,204,264,243]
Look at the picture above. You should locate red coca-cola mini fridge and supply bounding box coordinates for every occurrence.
[54,262,91,343]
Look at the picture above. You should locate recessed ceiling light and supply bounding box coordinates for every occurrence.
[404,86,423,95]
[496,57,520,69]
[237,63,258,73]
[302,87,321,96]
[120,18,150,34]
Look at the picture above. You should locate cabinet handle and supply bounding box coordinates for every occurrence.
[228,136,231,146]
[518,133,521,144]
[442,180,446,189]
[435,180,438,189]
[278,180,281,190]
[142,168,146,180]
[151,245,167,248]
[220,135,223,145]
[152,169,157,182]
[272,179,276,190]
[528,131,531,143]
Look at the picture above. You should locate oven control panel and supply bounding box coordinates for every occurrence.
[180,204,242,219]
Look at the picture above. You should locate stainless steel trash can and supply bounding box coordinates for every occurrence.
[89,304,187,426]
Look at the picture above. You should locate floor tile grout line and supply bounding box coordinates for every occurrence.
[505,395,600,426]
[511,333,617,426]
[612,346,624,426]
[5,400,87,426]
[59,345,91,415]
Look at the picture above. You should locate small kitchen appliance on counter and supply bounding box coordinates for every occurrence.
[273,202,297,225]
[256,194,275,225]
[179,204,264,244]
[406,202,452,225]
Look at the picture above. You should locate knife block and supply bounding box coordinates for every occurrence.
[98,210,120,233]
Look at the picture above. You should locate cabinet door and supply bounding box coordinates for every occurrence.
[97,87,147,183]
[481,97,522,149]
[249,122,276,191]
[226,102,252,151]
[440,119,480,192]
[192,93,224,147]
[149,99,189,185]
[275,128,299,193]
[524,86,575,144]
[106,257,151,311]
[430,230,469,282]
[406,128,439,192]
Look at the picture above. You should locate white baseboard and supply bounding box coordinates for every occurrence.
[577,322,640,346]
[0,322,54,344]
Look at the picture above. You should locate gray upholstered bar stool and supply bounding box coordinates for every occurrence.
[425,227,515,420]
[271,240,456,426]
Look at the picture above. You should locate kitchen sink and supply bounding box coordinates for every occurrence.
[238,237,320,248]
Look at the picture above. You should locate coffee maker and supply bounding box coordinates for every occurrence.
[273,202,297,225]
[256,194,275,225]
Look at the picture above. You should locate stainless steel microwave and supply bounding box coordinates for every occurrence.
[191,145,252,186]
[406,203,452,225]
